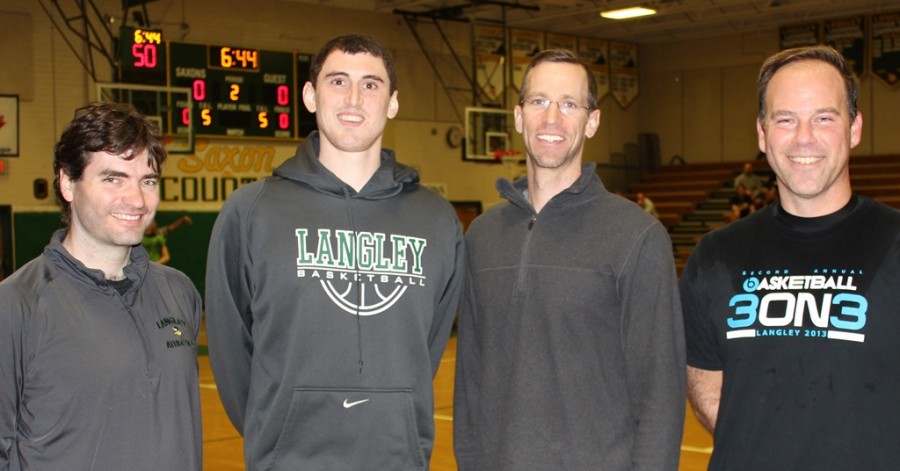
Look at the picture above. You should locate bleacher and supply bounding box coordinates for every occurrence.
[852,155,900,209]
[623,155,900,275]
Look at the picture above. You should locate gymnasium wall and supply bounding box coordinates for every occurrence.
[3,0,900,279]
[11,210,214,297]
[640,32,900,163]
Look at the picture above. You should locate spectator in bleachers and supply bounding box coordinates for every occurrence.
[733,162,764,198]
[728,183,755,221]
[636,192,659,218]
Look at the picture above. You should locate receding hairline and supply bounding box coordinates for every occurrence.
[761,60,851,119]
[521,61,592,97]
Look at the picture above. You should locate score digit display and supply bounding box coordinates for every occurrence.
[119,26,166,85]
[210,46,260,70]
[168,42,295,139]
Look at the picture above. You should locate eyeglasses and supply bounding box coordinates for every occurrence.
[520,97,592,115]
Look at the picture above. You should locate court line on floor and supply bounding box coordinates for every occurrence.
[681,445,714,453]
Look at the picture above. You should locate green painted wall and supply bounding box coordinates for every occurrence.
[12,211,217,300]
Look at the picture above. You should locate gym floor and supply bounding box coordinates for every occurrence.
[198,332,713,470]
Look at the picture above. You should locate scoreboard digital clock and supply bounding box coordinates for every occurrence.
[117,27,315,140]
[169,42,294,138]
[209,45,259,70]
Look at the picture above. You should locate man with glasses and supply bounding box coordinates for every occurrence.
[453,49,685,470]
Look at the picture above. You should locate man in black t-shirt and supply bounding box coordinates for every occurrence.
[681,46,900,470]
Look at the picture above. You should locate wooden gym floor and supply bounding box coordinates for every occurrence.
[199,331,713,470]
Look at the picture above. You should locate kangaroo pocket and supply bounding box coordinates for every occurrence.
[268,387,425,471]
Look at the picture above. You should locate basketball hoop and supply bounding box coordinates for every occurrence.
[494,149,525,179]
[492,149,518,158]
[493,149,523,162]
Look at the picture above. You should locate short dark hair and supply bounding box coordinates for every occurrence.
[758,45,859,123]
[309,33,397,94]
[53,101,166,225]
[518,49,598,111]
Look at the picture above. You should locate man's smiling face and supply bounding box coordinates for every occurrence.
[303,50,399,156]
[514,61,600,172]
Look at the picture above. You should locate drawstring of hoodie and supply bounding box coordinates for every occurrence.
[343,187,365,375]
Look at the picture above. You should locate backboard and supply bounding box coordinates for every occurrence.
[96,83,193,154]
[464,106,525,163]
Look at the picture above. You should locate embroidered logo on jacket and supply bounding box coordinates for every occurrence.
[342,398,370,408]
[157,316,196,349]
[294,228,427,316]
[725,268,867,343]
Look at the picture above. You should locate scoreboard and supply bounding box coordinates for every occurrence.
[119,27,166,85]
[118,26,315,140]
[169,42,295,138]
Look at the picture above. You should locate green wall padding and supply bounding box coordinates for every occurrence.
[12,211,218,301]
[13,212,65,269]
[153,211,217,298]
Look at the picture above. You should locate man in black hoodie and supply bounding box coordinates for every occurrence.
[205,34,465,470]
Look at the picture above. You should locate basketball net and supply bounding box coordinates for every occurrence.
[493,149,525,179]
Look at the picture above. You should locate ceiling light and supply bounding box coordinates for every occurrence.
[600,6,657,20]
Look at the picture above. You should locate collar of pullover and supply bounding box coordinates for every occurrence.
[273,131,419,200]
[43,228,148,303]
[497,162,603,212]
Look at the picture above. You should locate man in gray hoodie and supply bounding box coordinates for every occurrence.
[205,34,464,470]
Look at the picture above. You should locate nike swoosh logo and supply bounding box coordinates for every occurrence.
[343,398,370,409]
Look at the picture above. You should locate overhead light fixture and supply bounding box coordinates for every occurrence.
[600,6,657,20]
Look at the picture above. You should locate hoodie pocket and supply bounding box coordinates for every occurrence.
[268,387,425,471]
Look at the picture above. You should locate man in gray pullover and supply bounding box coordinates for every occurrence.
[0,102,203,470]
[454,49,686,470]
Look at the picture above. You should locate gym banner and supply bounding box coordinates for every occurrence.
[871,11,900,88]
[474,25,507,105]
[780,23,820,50]
[824,16,866,78]
[545,32,576,52]
[610,42,638,109]
[509,29,543,93]
[578,38,610,102]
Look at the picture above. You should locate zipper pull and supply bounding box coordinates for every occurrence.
[528,214,537,230]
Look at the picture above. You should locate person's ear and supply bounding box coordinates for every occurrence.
[59,170,75,203]
[302,81,317,113]
[386,90,399,119]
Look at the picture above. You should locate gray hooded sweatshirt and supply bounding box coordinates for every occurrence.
[205,132,465,471]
